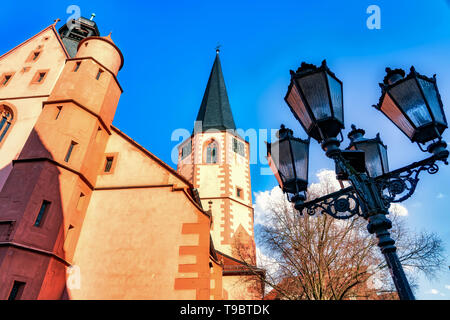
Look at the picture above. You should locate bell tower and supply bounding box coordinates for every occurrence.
[177,50,256,263]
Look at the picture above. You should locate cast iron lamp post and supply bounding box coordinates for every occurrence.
[267,61,449,300]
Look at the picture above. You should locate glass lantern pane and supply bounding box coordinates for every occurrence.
[379,143,389,175]
[286,84,313,130]
[290,139,309,182]
[268,152,284,189]
[297,72,331,121]
[418,78,446,125]
[381,93,415,139]
[327,74,343,123]
[355,141,383,178]
[270,139,295,182]
[389,79,432,127]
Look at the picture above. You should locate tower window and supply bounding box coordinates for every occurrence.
[236,187,243,199]
[65,141,78,163]
[63,225,75,253]
[76,193,85,210]
[73,62,81,72]
[34,200,51,227]
[33,51,40,61]
[8,281,25,300]
[104,157,114,173]
[206,141,218,164]
[96,69,104,80]
[181,142,192,160]
[95,127,102,143]
[55,106,62,120]
[233,138,245,157]
[0,105,14,144]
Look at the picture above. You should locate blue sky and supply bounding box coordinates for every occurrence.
[1,0,450,299]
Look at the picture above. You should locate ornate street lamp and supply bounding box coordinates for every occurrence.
[285,60,344,143]
[269,61,449,300]
[347,125,389,178]
[267,125,310,204]
[375,67,448,145]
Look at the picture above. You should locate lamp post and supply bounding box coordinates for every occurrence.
[267,61,449,300]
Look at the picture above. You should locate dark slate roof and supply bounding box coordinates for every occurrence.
[195,52,237,132]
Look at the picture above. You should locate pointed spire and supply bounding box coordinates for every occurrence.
[195,51,236,132]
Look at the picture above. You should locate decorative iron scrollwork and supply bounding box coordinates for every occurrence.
[299,187,365,220]
[376,156,441,204]
[295,154,446,222]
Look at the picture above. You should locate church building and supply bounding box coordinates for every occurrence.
[0,16,262,300]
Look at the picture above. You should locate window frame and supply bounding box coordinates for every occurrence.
[30,69,49,85]
[0,72,14,87]
[205,140,219,164]
[64,141,78,163]
[0,104,15,147]
[73,61,81,72]
[8,281,26,300]
[181,141,192,160]
[34,200,51,227]
[26,49,42,63]
[236,187,244,200]
[96,69,104,80]
[101,153,118,175]
[232,137,245,157]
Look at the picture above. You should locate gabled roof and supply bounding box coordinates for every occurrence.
[216,250,265,277]
[195,51,237,132]
[0,23,69,61]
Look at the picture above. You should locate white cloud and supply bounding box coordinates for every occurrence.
[255,247,279,294]
[388,203,408,217]
[445,285,450,290]
[256,247,278,274]
[253,186,284,227]
[427,289,440,295]
[436,193,446,199]
[307,169,349,195]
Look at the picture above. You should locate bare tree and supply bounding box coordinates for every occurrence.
[237,170,446,300]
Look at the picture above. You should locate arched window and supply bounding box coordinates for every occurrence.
[205,141,218,164]
[0,105,13,143]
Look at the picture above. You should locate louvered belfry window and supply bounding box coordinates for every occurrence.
[206,141,218,164]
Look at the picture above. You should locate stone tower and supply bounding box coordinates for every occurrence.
[177,50,256,263]
[0,17,123,299]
